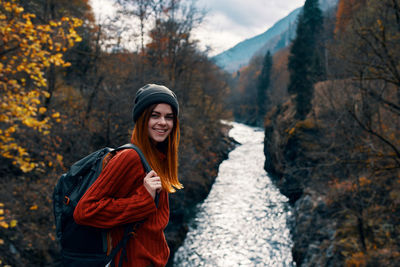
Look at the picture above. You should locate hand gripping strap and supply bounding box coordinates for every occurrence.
[116,144,159,207]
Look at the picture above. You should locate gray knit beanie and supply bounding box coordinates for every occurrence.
[132,84,179,122]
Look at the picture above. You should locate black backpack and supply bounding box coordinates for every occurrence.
[53,143,154,267]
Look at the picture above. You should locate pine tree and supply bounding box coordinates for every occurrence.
[257,50,273,126]
[287,0,324,120]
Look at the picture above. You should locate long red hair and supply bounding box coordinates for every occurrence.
[131,104,182,193]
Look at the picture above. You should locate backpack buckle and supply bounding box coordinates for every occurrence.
[64,196,71,205]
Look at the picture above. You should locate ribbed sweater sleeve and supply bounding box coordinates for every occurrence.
[73,149,156,228]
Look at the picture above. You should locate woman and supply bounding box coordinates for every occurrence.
[74,84,183,267]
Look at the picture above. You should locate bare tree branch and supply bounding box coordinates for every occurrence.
[348,109,400,165]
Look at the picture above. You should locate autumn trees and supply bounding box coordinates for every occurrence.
[0,0,82,172]
[263,0,399,265]
[228,50,273,127]
[326,1,400,264]
[231,0,325,124]
[230,1,325,125]
[0,1,85,264]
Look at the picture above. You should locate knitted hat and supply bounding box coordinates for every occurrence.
[132,84,179,122]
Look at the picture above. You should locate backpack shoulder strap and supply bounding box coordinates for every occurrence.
[115,143,151,173]
[115,143,159,206]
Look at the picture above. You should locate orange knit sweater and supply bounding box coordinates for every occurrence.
[73,149,170,267]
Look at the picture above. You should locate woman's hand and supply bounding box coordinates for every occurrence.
[143,170,162,200]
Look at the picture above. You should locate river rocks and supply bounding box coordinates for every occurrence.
[263,100,341,266]
[264,102,306,204]
[290,191,337,266]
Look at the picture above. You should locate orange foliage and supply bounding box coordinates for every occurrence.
[272,47,290,71]
[269,47,290,104]
[329,179,355,192]
[345,252,367,267]
[335,0,367,34]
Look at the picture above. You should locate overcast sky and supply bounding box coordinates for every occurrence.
[89,0,304,56]
[193,0,303,55]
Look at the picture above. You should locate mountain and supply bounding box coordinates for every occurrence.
[212,0,338,73]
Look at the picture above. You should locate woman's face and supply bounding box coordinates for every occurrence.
[148,103,174,143]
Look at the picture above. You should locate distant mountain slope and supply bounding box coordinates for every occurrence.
[212,0,338,73]
[212,8,301,73]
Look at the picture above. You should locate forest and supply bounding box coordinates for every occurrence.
[235,0,399,266]
[0,0,399,266]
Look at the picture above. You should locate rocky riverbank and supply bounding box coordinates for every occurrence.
[263,101,343,266]
[263,91,399,266]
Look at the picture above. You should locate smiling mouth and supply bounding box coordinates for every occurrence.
[154,128,168,134]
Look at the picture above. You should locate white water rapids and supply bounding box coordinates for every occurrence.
[173,122,294,267]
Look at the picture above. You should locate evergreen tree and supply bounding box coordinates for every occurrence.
[287,0,324,120]
[257,50,272,126]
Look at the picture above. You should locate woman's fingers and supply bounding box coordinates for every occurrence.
[143,171,162,199]
[144,176,161,186]
[145,170,157,178]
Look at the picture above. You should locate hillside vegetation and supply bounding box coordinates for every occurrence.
[266,0,399,265]
[233,0,399,265]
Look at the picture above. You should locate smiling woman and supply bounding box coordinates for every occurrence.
[131,84,182,193]
[74,84,183,267]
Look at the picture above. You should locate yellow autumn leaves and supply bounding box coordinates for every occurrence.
[0,0,82,172]
[0,202,40,229]
[0,203,17,229]
[0,199,38,264]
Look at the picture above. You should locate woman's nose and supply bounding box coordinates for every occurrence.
[158,116,167,124]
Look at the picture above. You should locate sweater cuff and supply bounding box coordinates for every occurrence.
[137,184,157,211]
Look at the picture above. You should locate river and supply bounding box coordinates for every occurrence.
[173,122,294,267]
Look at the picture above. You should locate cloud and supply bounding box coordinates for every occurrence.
[194,0,304,55]
[89,0,116,21]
